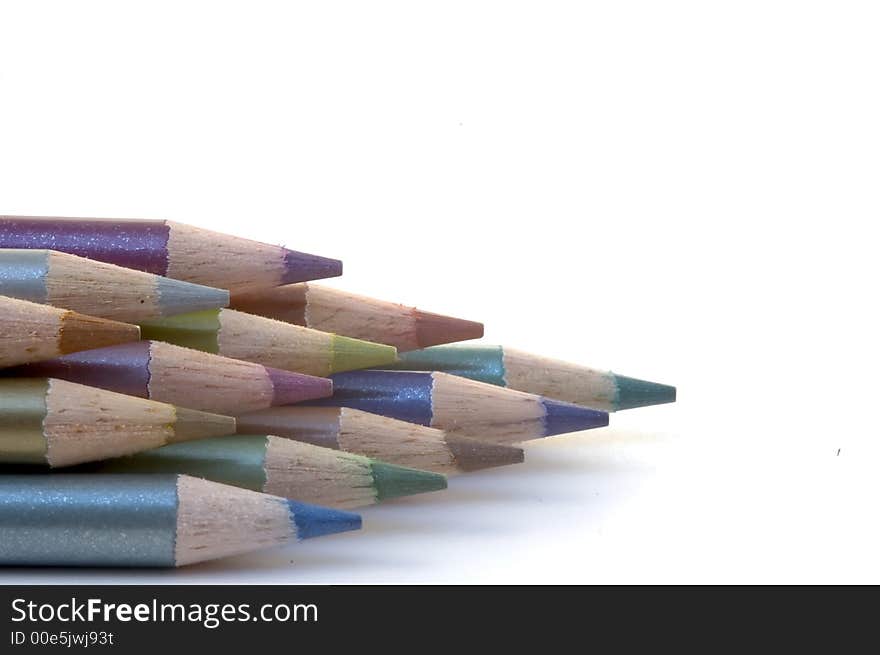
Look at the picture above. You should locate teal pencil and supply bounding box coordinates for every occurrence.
[386,344,676,411]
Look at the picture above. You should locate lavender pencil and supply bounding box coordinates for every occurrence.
[0,216,342,293]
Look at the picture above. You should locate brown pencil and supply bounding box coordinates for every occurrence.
[236,406,524,475]
[0,295,140,368]
[230,282,484,351]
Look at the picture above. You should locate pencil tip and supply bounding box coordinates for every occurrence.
[287,500,362,539]
[281,249,343,284]
[369,461,448,501]
[613,374,677,410]
[413,311,484,349]
[446,435,525,471]
[171,407,237,442]
[156,276,230,316]
[266,367,333,405]
[58,312,141,354]
[541,398,609,436]
[329,336,398,373]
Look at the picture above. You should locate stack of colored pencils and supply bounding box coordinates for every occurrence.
[0,215,675,568]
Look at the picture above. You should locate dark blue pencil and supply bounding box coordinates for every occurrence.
[305,370,609,443]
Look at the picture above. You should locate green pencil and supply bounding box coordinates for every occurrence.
[140,308,398,376]
[87,434,448,509]
[0,378,235,467]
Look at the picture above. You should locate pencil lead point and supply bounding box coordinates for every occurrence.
[58,312,141,353]
[265,367,333,405]
[329,336,398,373]
[613,374,677,410]
[155,277,230,315]
[287,500,362,539]
[541,398,609,436]
[281,249,342,284]
[413,311,484,349]
[369,461,447,501]
[171,407,237,442]
[446,435,525,471]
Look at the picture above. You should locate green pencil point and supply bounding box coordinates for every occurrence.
[613,374,677,411]
[330,335,398,373]
[369,461,447,501]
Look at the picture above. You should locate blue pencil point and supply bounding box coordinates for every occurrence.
[287,500,362,540]
[541,398,609,436]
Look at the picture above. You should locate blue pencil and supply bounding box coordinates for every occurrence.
[0,474,361,567]
[305,370,609,443]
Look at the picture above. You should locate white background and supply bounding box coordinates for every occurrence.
[0,1,877,583]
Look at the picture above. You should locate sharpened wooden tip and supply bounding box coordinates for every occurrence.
[58,312,141,354]
[445,435,525,471]
[413,310,484,350]
[171,407,236,443]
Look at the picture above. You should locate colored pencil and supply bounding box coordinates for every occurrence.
[139,309,398,376]
[387,344,677,411]
[0,474,361,567]
[304,371,610,443]
[230,283,484,351]
[236,407,525,475]
[0,216,342,293]
[87,434,448,509]
[0,378,235,467]
[0,295,140,368]
[0,249,229,322]
[10,341,333,414]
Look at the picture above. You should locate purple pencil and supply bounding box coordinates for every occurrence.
[9,340,333,415]
[0,216,342,293]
